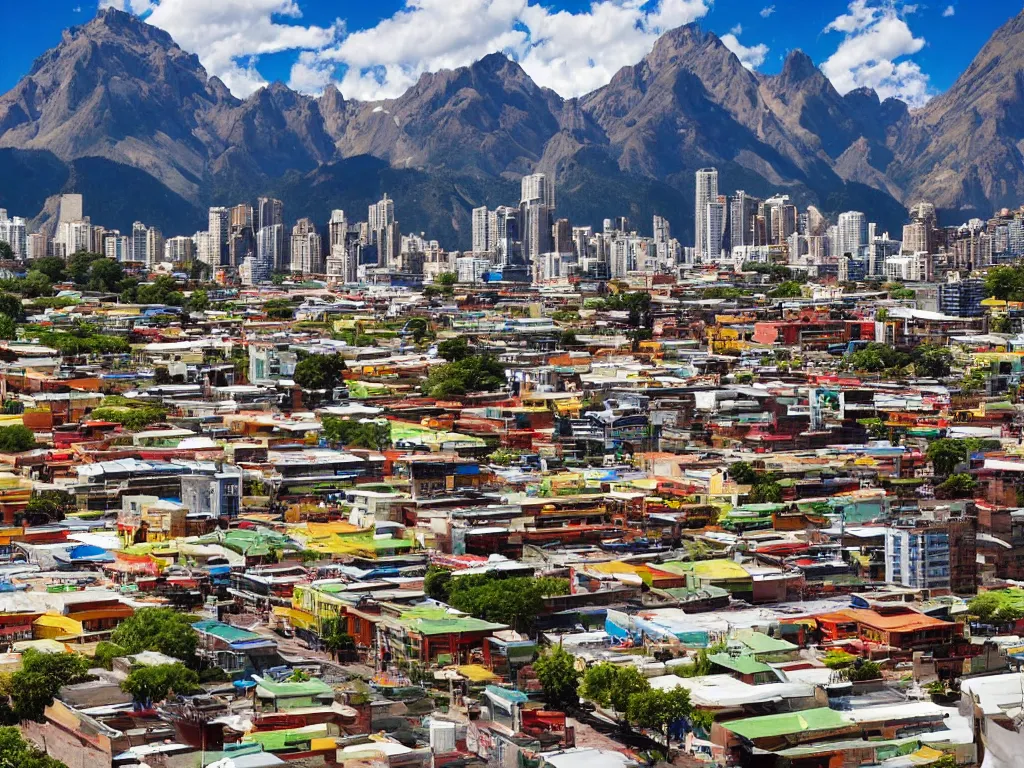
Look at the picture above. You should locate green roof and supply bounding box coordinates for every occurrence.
[724,707,849,740]
[734,631,798,654]
[708,653,774,675]
[254,676,334,698]
[397,605,508,636]
[192,620,264,643]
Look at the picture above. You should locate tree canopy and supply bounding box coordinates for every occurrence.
[444,572,568,633]
[437,336,471,362]
[293,353,347,391]
[121,663,201,705]
[625,687,693,747]
[2,650,91,722]
[423,355,507,397]
[110,607,198,662]
[533,645,581,712]
[321,416,391,450]
[0,425,35,453]
[0,726,67,768]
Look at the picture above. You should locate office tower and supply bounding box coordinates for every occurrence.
[705,200,726,261]
[91,226,106,254]
[146,227,164,266]
[384,221,401,269]
[195,231,214,267]
[328,210,347,250]
[909,201,937,228]
[472,206,491,253]
[58,194,83,223]
[806,206,828,237]
[290,218,323,274]
[495,207,520,266]
[104,235,129,262]
[368,195,396,266]
[164,236,195,263]
[520,174,554,275]
[256,197,283,231]
[553,218,572,254]
[208,207,229,266]
[653,215,670,245]
[128,222,148,263]
[0,211,26,259]
[228,228,255,268]
[902,221,928,254]
[694,168,718,261]
[256,224,282,282]
[1008,220,1024,256]
[230,204,253,230]
[836,211,867,257]
[26,233,48,261]
[521,174,553,207]
[728,191,758,249]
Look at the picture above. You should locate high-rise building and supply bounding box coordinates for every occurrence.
[328,210,347,250]
[256,197,283,231]
[195,231,215,267]
[208,207,229,266]
[289,218,323,274]
[472,206,491,254]
[146,226,164,266]
[58,194,83,223]
[104,235,130,262]
[495,207,520,267]
[368,195,396,266]
[26,233,48,261]
[520,174,554,276]
[728,191,758,250]
[129,222,149,263]
[165,236,195,263]
[652,215,670,245]
[694,168,718,261]
[553,218,572,254]
[0,211,27,259]
[230,204,253,230]
[836,211,867,258]
[255,224,283,282]
[705,200,726,261]
[902,221,929,255]
[521,174,553,207]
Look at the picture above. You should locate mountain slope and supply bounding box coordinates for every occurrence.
[1,7,1023,247]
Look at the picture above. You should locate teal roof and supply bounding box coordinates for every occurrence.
[708,653,774,675]
[192,620,265,644]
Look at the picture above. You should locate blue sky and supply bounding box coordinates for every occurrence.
[1,1,1020,107]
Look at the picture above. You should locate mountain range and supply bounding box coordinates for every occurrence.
[1,7,1023,249]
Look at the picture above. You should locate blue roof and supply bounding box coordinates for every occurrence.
[484,685,529,703]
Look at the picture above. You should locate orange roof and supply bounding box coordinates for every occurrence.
[832,608,953,632]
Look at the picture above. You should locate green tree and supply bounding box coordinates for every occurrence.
[0,294,23,322]
[0,242,13,261]
[846,660,882,682]
[110,607,198,662]
[936,473,978,499]
[87,259,124,293]
[90,404,168,431]
[435,272,458,287]
[136,275,184,306]
[0,726,68,768]
[120,663,200,705]
[321,417,391,450]
[913,344,954,379]
[728,461,758,485]
[23,490,75,524]
[263,298,294,319]
[985,266,1024,301]
[293,353,347,391]
[848,342,912,373]
[560,330,578,347]
[20,271,53,299]
[625,687,693,748]
[768,281,803,298]
[30,257,67,284]
[748,481,783,504]
[822,650,857,669]
[423,355,507,397]
[94,641,127,670]
[319,617,357,660]
[533,645,581,711]
[67,252,105,285]
[437,336,471,362]
[9,651,91,722]
[608,666,651,714]
[927,438,969,478]
[580,663,620,708]
[423,566,453,602]
[446,574,568,633]
[0,424,35,452]
[188,289,210,313]
[0,315,15,341]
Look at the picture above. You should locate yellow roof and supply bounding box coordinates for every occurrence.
[13,638,69,654]
[33,613,83,633]
[455,664,498,682]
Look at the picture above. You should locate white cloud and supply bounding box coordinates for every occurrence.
[821,0,930,106]
[102,0,338,97]
[309,0,712,101]
[760,5,775,18]
[730,23,743,35]
[721,33,769,71]
[942,5,955,16]
[106,0,713,101]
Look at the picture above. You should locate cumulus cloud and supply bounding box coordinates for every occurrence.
[730,23,743,35]
[821,0,930,106]
[942,5,955,16]
[721,33,769,71]
[107,0,713,101]
[313,0,712,100]
[760,5,775,17]
[102,0,338,97]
